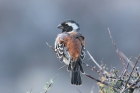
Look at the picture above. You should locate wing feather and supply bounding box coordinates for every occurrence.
[55,43,64,62]
[55,33,70,64]
[80,46,85,60]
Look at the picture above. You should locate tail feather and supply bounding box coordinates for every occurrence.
[71,70,82,85]
[78,59,84,73]
[70,58,84,85]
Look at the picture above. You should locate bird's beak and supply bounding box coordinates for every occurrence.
[57,24,63,29]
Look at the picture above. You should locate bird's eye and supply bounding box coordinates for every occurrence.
[62,23,68,26]
[61,23,64,25]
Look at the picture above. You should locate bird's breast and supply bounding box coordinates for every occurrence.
[64,35,82,62]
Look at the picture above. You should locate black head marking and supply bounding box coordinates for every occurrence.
[57,20,80,32]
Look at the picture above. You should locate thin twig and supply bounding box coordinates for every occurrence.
[90,85,94,93]
[120,52,134,68]
[124,55,140,92]
[108,28,126,69]
[122,78,139,93]
[87,51,102,70]
[58,65,67,70]
[85,73,118,92]
[87,51,108,74]
[120,56,132,80]
[85,73,107,85]
[81,58,99,73]
[44,73,59,93]
[120,62,129,79]
[76,87,82,93]
[30,82,35,93]
[46,42,56,53]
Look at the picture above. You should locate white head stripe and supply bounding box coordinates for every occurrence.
[66,22,79,30]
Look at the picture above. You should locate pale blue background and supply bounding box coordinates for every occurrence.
[0,0,140,93]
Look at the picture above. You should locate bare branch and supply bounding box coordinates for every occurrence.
[29,82,35,93]
[76,87,82,93]
[87,51,108,75]
[124,55,140,92]
[120,52,134,68]
[108,28,126,69]
[122,78,139,93]
[58,65,67,70]
[80,58,99,73]
[85,73,118,92]
[86,51,102,70]
[44,73,59,93]
[46,42,56,53]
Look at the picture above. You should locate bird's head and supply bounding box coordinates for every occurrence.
[57,20,80,33]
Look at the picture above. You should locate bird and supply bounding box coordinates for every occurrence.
[54,20,86,85]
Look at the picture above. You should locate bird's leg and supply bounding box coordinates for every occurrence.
[67,60,72,71]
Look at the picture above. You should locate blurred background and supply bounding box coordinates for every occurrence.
[0,0,140,93]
